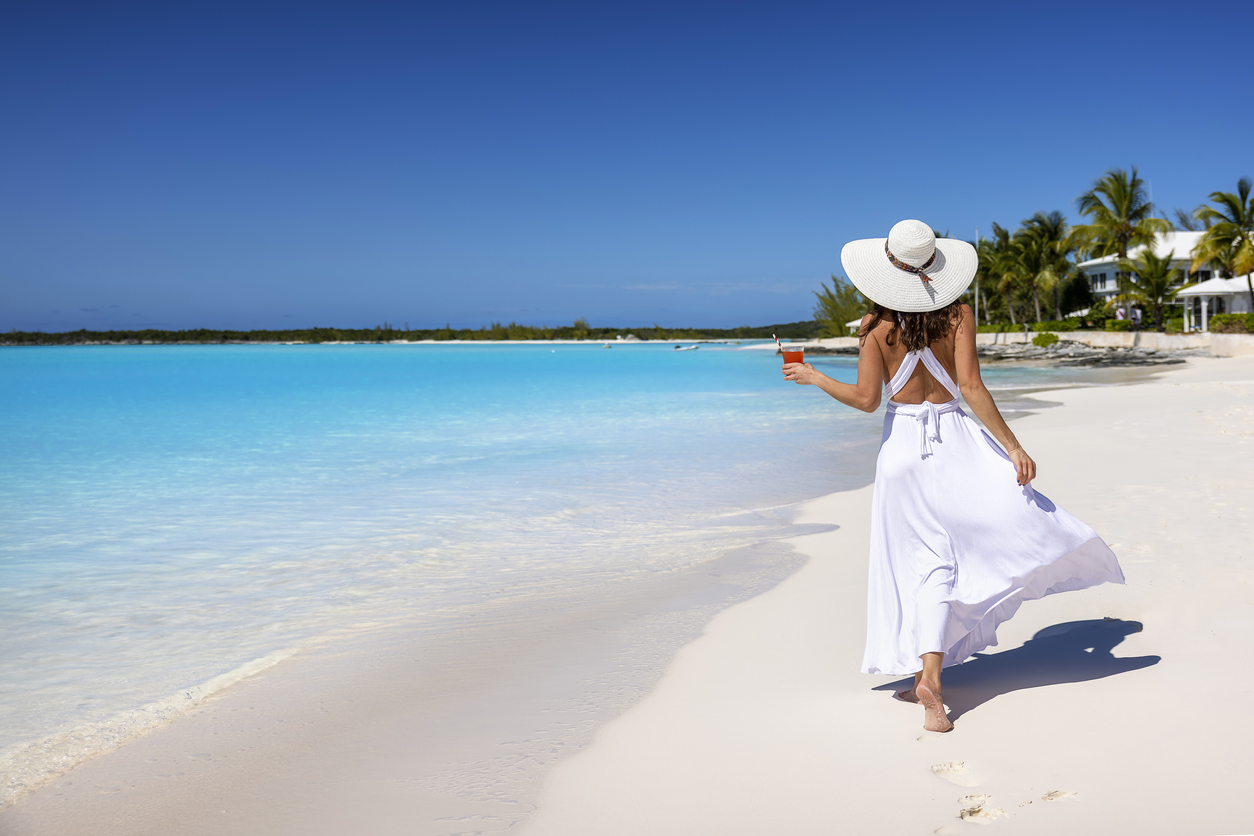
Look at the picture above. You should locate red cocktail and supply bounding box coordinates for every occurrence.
[782,348,804,365]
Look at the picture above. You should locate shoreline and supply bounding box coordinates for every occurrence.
[6,330,1253,355]
[0,339,751,347]
[0,356,1140,812]
[0,532,821,834]
[3,355,1251,834]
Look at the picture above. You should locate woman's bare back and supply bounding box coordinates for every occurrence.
[784,302,1035,485]
[866,316,961,405]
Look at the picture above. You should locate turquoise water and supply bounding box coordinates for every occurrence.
[0,343,1135,769]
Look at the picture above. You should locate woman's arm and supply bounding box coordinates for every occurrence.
[782,315,883,413]
[953,305,1037,485]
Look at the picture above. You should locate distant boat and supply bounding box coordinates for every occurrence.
[673,344,699,351]
[602,343,612,348]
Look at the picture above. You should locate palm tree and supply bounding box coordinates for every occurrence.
[1171,206,1211,232]
[1005,233,1059,323]
[1117,249,1180,332]
[1072,166,1171,259]
[972,236,999,324]
[1018,211,1074,320]
[986,223,1020,325]
[1192,177,1254,300]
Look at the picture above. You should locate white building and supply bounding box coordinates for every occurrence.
[1077,231,1251,331]
[1177,277,1253,331]
[1077,231,1205,303]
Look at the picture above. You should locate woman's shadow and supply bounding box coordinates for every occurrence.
[873,618,1160,722]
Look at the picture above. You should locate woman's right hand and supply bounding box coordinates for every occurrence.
[783,362,823,386]
[1008,447,1036,486]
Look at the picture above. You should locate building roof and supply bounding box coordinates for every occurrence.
[1078,231,1205,268]
[1176,276,1252,297]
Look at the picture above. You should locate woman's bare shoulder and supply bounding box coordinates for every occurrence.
[953,304,977,338]
[859,313,898,347]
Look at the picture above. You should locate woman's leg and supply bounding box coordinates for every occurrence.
[895,671,924,703]
[915,652,953,732]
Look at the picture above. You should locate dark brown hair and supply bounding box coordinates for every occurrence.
[858,300,964,352]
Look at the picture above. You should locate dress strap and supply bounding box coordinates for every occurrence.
[919,347,962,400]
[885,351,920,397]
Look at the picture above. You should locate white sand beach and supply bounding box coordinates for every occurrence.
[523,355,1254,835]
[3,356,1252,835]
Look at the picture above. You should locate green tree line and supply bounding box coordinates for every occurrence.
[2,320,824,346]
[813,167,1254,335]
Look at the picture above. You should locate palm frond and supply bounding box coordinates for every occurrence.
[1192,179,1254,275]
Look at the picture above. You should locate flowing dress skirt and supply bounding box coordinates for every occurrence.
[861,399,1125,676]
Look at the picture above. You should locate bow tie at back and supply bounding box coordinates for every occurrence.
[913,401,941,457]
[887,397,962,458]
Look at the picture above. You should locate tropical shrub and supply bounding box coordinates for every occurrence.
[1105,319,1134,331]
[1208,313,1254,334]
[1083,305,1113,328]
[1032,333,1059,348]
[813,276,869,337]
[1164,317,1184,333]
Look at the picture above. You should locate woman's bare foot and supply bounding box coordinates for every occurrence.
[915,679,954,732]
[894,687,919,703]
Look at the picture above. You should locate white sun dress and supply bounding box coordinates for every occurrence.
[862,347,1125,676]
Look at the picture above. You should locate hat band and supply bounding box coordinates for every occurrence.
[885,241,935,283]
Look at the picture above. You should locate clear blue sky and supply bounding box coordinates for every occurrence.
[3,0,1252,331]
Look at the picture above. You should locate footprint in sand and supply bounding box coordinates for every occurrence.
[931,761,979,787]
[935,795,1004,832]
[960,803,1007,824]
[1042,790,1077,801]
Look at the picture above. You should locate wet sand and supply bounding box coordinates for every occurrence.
[0,542,810,835]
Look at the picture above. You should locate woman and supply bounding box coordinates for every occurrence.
[784,220,1124,733]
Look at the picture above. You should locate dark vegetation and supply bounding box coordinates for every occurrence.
[1,319,824,346]
[1208,313,1254,334]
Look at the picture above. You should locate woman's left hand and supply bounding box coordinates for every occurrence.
[1008,447,1036,486]
[783,362,822,385]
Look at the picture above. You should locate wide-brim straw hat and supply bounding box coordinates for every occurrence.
[840,219,977,312]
